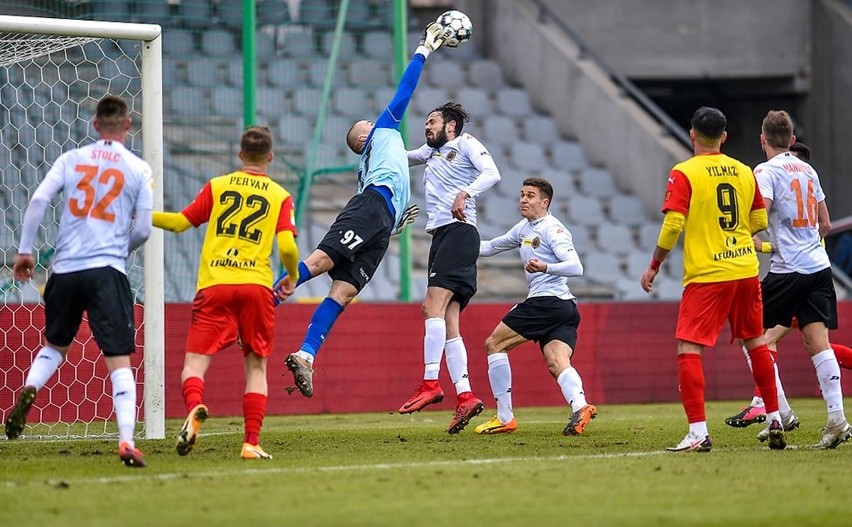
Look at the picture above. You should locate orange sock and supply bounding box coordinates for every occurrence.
[182,377,204,412]
[677,354,705,423]
[831,343,852,370]
[243,392,267,446]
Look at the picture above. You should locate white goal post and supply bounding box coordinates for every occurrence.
[0,15,165,439]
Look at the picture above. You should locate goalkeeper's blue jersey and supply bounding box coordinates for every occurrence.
[355,52,425,227]
[357,128,409,227]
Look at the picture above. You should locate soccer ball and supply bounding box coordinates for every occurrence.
[436,10,473,48]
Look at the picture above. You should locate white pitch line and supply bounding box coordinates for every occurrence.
[3,450,668,487]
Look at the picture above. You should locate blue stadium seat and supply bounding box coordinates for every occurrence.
[201,29,236,57]
[298,0,332,26]
[278,116,313,146]
[321,31,358,57]
[216,1,243,30]
[496,89,533,117]
[637,222,660,251]
[550,140,587,172]
[510,141,548,171]
[292,88,322,116]
[163,30,196,56]
[307,59,337,87]
[596,222,635,255]
[177,0,212,29]
[362,31,394,60]
[282,30,319,58]
[333,87,369,118]
[582,252,622,285]
[567,194,606,226]
[347,59,390,88]
[210,86,242,118]
[256,31,277,60]
[89,1,131,22]
[578,167,618,198]
[482,115,518,147]
[267,59,304,89]
[456,87,492,116]
[468,60,504,90]
[370,87,396,115]
[257,0,291,26]
[185,58,224,87]
[139,0,171,26]
[608,194,647,226]
[427,60,466,90]
[412,88,449,115]
[256,87,289,117]
[169,86,208,117]
[521,115,559,145]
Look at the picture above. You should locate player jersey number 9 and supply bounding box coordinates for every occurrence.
[715,182,739,231]
[70,164,125,223]
[214,190,270,244]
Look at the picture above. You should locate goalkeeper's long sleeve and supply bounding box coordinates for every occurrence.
[374,52,427,131]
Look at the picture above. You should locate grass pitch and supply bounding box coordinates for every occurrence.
[1,399,849,526]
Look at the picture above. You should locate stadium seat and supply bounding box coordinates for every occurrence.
[509,141,549,171]
[521,115,560,145]
[482,116,519,147]
[345,0,377,30]
[333,87,369,118]
[298,0,333,26]
[169,86,208,117]
[625,250,651,279]
[582,252,622,284]
[615,277,650,301]
[201,30,236,57]
[362,31,394,60]
[655,278,683,301]
[455,87,492,116]
[347,59,390,88]
[467,60,504,89]
[369,87,396,114]
[292,88,322,116]
[321,31,358,57]
[664,250,684,280]
[267,59,304,89]
[321,116,353,144]
[278,116,313,146]
[90,0,131,22]
[178,0,212,29]
[566,194,606,226]
[481,192,521,229]
[282,30,318,58]
[257,0,291,27]
[568,224,592,255]
[216,0,243,30]
[307,59,337,87]
[496,89,534,117]
[256,31,277,60]
[163,30,196,57]
[210,87,242,118]
[637,222,661,251]
[578,167,618,198]
[256,87,289,117]
[412,88,449,116]
[550,140,587,173]
[427,61,466,90]
[596,222,635,255]
[139,0,172,26]
[185,58,225,87]
[608,194,648,226]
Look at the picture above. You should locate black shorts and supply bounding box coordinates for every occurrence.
[427,222,479,310]
[502,296,581,352]
[43,266,136,356]
[317,189,394,292]
[762,267,838,330]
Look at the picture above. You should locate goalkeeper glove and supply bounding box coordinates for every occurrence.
[392,204,420,236]
[419,22,451,52]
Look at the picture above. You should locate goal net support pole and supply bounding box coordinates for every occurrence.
[0,15,165,439]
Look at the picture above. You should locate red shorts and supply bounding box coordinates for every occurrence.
[676,276,763,347]
[185,284,275,358]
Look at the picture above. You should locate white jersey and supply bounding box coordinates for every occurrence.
[33,140,154,274]
[754,151,830,274]
[480,213,582,301]
[408,132,500,232]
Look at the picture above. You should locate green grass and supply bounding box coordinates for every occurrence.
[1,399,849,526]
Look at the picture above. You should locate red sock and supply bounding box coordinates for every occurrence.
[677,354,705,424]
[831,343,852,370]
[752,349,778,401]
[243,392,267,446]
[747,344,778,414]
[182,377,205,413]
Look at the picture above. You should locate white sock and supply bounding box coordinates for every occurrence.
[444,337,472,395]
[110,367,137,444]
[295,350,314,364]
[688,421,708,438]
[487,352,513,424]
[423,317,445,381]
[742,345,766,408]
[24,346,64,390]
[556,367,587,412]
[812,349,845,423]
[773,361,793,417]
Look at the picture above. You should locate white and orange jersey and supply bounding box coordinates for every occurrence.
[754,151,830,274]
[33,140,153,274]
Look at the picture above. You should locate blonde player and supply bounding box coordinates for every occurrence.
[5,95,153,468]
[154,126,299,460]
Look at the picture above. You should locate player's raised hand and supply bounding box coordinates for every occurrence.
[420,22,451,52]
[12,254,34,281]
[393,204,420,236]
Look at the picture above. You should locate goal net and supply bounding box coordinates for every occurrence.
[0,16,165,439]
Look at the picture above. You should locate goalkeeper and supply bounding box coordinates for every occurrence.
[272,22,451,398]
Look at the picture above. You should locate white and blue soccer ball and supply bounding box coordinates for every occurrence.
[436,10,473,48]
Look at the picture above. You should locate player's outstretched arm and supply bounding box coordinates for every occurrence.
[152,211,192,233]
